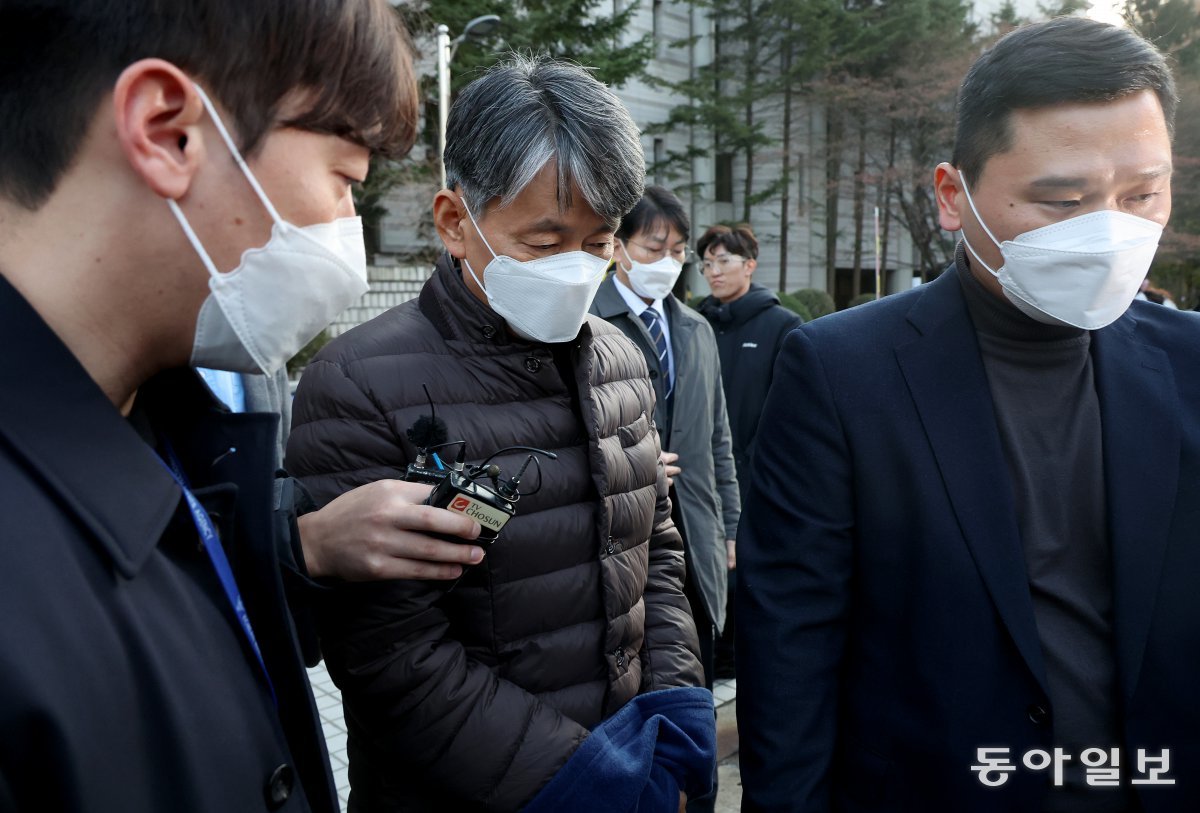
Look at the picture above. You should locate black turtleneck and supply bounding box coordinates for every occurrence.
[957,248,1129,812]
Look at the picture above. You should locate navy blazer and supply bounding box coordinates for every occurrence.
[736,265,1200,812]
[0,277,333,812]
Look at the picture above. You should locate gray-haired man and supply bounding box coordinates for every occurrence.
[286,56,709,811]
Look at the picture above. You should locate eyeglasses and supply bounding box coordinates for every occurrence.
[701,254,746,273]
[627,239,696,266]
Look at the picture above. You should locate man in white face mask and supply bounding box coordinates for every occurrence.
[590,187,740,812]
[738,17,1200,813]
[0,2,488,810]
[288,57,712,811]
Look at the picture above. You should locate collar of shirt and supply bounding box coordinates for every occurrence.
[614,274,668,325]
[196,368,247,413]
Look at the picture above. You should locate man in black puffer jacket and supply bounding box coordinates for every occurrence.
[695,226,804,505]
[286,57,705,812]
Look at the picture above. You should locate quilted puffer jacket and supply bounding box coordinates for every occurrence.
[285,253,703,812]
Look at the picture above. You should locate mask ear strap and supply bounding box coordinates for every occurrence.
[461,200,500,260]
[959,227,1000,277]
[958,173,1002,249]
[190,83,285,227]
[168,198,223,280]
[616,239,634,273]
[462,258,489,294]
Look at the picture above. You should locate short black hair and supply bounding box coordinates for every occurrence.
[952,17,1177,184]
[616,186,691,242]
[697,224,758,261]
[0,0,419,210]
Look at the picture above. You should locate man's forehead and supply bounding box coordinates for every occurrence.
[1007,91,1169,143]
[982,91,1173,179]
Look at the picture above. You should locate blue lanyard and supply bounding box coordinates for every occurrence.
[158,442,277,706]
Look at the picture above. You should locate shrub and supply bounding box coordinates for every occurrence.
[777,292,813,322]
[790,288,836,319]
[847,293,877,308]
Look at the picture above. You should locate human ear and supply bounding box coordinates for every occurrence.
[934,163,964,232]
[112,59,205,201]
[433,189,468,258]
[744,258,757,277]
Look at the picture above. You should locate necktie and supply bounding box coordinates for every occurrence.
[638,308,674,407]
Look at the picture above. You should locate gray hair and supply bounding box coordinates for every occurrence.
[444,54,645,228]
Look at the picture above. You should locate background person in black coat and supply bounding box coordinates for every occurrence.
[695,225,804,507]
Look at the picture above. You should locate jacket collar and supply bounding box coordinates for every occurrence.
[0,276,277,578]
[898,259,1180,701]
[697,284,778,326]
[1092,307,1179,701]
[895,264,1050,695]
[0,275,182,576]
[592,273,635,320]
[593,275,700,337]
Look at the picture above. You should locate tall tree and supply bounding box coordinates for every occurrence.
[1124,0,1200,70]
[772,0,837,289]
[1125,0,1200,306]
[818,0,976,287]
[401,0,654,90]
[644,0,782,222]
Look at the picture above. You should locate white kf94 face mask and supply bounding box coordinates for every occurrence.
[461,203,609,343]
[168,83,369,374]
[620,241,684,301]
[958,175,1163,330]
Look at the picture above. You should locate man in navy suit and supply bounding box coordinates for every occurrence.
[737,17,1200,813]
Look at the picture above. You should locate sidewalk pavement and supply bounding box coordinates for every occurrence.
[307,663,742,811]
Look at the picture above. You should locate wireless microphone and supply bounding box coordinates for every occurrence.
[403,385,556,549]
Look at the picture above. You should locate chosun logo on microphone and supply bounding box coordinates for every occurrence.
[448,495,511,532]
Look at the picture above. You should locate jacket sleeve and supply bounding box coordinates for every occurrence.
[710,359,741,540]
[736,328,853,813]
[272,474,323,667]
[639,453,704,693]
[286,357,589,808]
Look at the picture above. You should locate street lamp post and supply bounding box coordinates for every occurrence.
[435,15,501,190]
[436,24,452,190]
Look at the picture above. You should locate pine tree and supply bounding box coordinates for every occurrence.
[1125,0,1200,306]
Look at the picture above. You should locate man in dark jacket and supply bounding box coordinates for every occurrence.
[739,19,1200,812]
[287,58,706,812]
[0,3,485,811]
[695,225,803,506]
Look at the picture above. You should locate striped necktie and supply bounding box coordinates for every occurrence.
[638,308,674,406]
